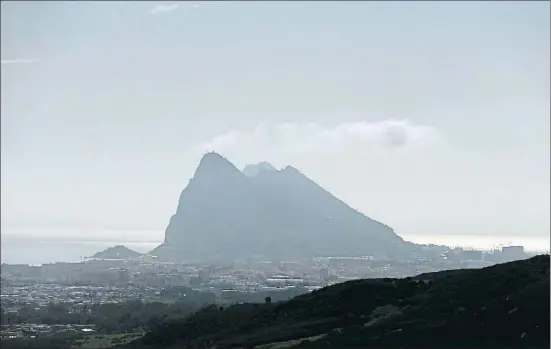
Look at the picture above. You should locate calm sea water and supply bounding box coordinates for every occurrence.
[1,233,548,265]
[1,235,161,265]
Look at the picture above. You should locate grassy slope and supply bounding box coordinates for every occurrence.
[123,255,550,349]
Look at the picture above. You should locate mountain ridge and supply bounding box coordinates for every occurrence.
[242,162,278,177]
[150,152,410,261]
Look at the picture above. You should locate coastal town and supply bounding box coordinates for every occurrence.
[1,243,532,341]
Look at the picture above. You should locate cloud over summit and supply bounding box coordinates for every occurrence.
[196,120,443,161]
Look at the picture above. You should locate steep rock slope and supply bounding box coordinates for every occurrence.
[151,152,409,261]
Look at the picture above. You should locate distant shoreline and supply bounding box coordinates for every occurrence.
[1,232,549,265]
[0,229,550,247]
[3,231,548,251]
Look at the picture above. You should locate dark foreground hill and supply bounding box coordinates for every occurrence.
[122,255,550,349]
[150,152,411,261]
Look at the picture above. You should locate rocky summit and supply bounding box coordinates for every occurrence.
[150,152,411,261]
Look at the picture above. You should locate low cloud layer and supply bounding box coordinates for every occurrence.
[195,120,443,162]
[148,3,180,15]
[148,2,206,15]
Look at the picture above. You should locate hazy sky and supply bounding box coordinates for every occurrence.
[1,1,549,243]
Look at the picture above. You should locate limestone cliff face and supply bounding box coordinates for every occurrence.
[150,152,409,261]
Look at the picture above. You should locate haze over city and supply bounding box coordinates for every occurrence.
[1,1,550,252]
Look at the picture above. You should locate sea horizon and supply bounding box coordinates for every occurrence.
[1,230,548,265]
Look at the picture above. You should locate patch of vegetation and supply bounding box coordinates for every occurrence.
[1,298,205,333]
[1,334,73,349]
[74,332,144,348]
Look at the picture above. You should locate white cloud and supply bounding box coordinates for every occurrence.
[194,120,444,163]
[148,3,180,15]
[1,59,38,65]
[187,2,225,8]
[147,1,222,15]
